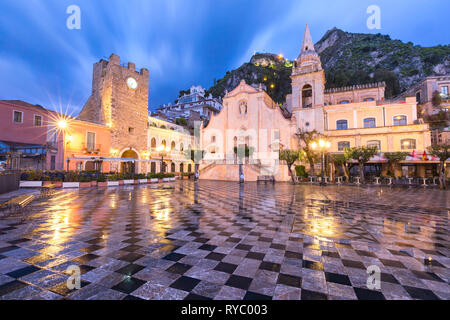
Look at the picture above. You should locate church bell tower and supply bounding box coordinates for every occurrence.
[291,25,326,132]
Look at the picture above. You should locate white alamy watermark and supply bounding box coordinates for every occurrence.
[367,5,381,30]
[66,265,81,290]
[66,5,81,30]
[366,265,381,290]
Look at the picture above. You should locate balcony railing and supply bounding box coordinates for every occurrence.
[82,143,101,154]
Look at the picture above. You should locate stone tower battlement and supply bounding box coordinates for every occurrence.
[78,53,149,168]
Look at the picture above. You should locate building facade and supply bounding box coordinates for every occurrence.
[0,100,57,170]
[402,75,450,116]
[200,25,434,181]
[201,80,296,181]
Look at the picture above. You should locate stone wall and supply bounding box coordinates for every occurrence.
[78,54,150,173]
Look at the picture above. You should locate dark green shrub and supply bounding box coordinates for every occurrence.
[295,165,308,178]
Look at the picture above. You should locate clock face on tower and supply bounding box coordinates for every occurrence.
[126,77,138,90]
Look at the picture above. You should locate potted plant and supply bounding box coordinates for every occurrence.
[97,174,107,187]
[107,174,119,187]
[79,176,92,188]
[20,170,43,188]
[53,177,63,188]
[148,173,158,183]
[117,173,124,185]
[42,175,52,186]
[62,171,79,188]
[137,173,147,184]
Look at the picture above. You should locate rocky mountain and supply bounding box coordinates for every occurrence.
[204,28,450,104]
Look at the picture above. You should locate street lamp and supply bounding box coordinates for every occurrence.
[156,145,171,173]
[311,138,331,186]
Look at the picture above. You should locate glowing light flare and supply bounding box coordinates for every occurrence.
[58,120,68,130]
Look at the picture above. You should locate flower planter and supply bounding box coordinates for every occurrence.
[133,180,139,185]
[150,179,158,184]
[159,179,164,183]
[107,181,119,187]
[91,181,98,187]
[43,181,53,186]
[138,179,148,184]
[79,182,91,188]
[98,182,108,187]
[119,180,124,185]
[123,180,134,185]
[20,181,43,188]
[52,181,63,188]
[63,182,80,188]
[183,176,189,180]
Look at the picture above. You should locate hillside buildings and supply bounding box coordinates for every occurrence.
[155,85,222,125]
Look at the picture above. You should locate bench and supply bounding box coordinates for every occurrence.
[40,184,57,198]
[0,194,35,220]
[257,175,275,184]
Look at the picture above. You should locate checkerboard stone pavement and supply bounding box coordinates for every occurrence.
[0,181,448,300]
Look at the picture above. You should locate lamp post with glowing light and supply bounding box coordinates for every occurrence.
[156,145,171,173]
[311,139,331,186]
[56,119,71,171]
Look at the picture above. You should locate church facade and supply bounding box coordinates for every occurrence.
[200,25,432,181]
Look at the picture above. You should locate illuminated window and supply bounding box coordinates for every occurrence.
[336,120,348,130]
[364,118,376,128]
[441,86,448,96]
[363,97,375,102]
[339,100,350,104]
[367,140,381,150]
[338,141,350,151]
[151,138,156,149]
[171,141,176,151]
[401,139,416,150]
[393,115,407,126]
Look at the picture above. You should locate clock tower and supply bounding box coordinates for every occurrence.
[78,54,149,172]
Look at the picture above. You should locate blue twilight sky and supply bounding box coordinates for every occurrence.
[0,0,449,115]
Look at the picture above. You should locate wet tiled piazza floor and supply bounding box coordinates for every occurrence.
[0,181,448,300]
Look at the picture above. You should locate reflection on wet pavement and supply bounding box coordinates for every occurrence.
[0,181,448,300]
